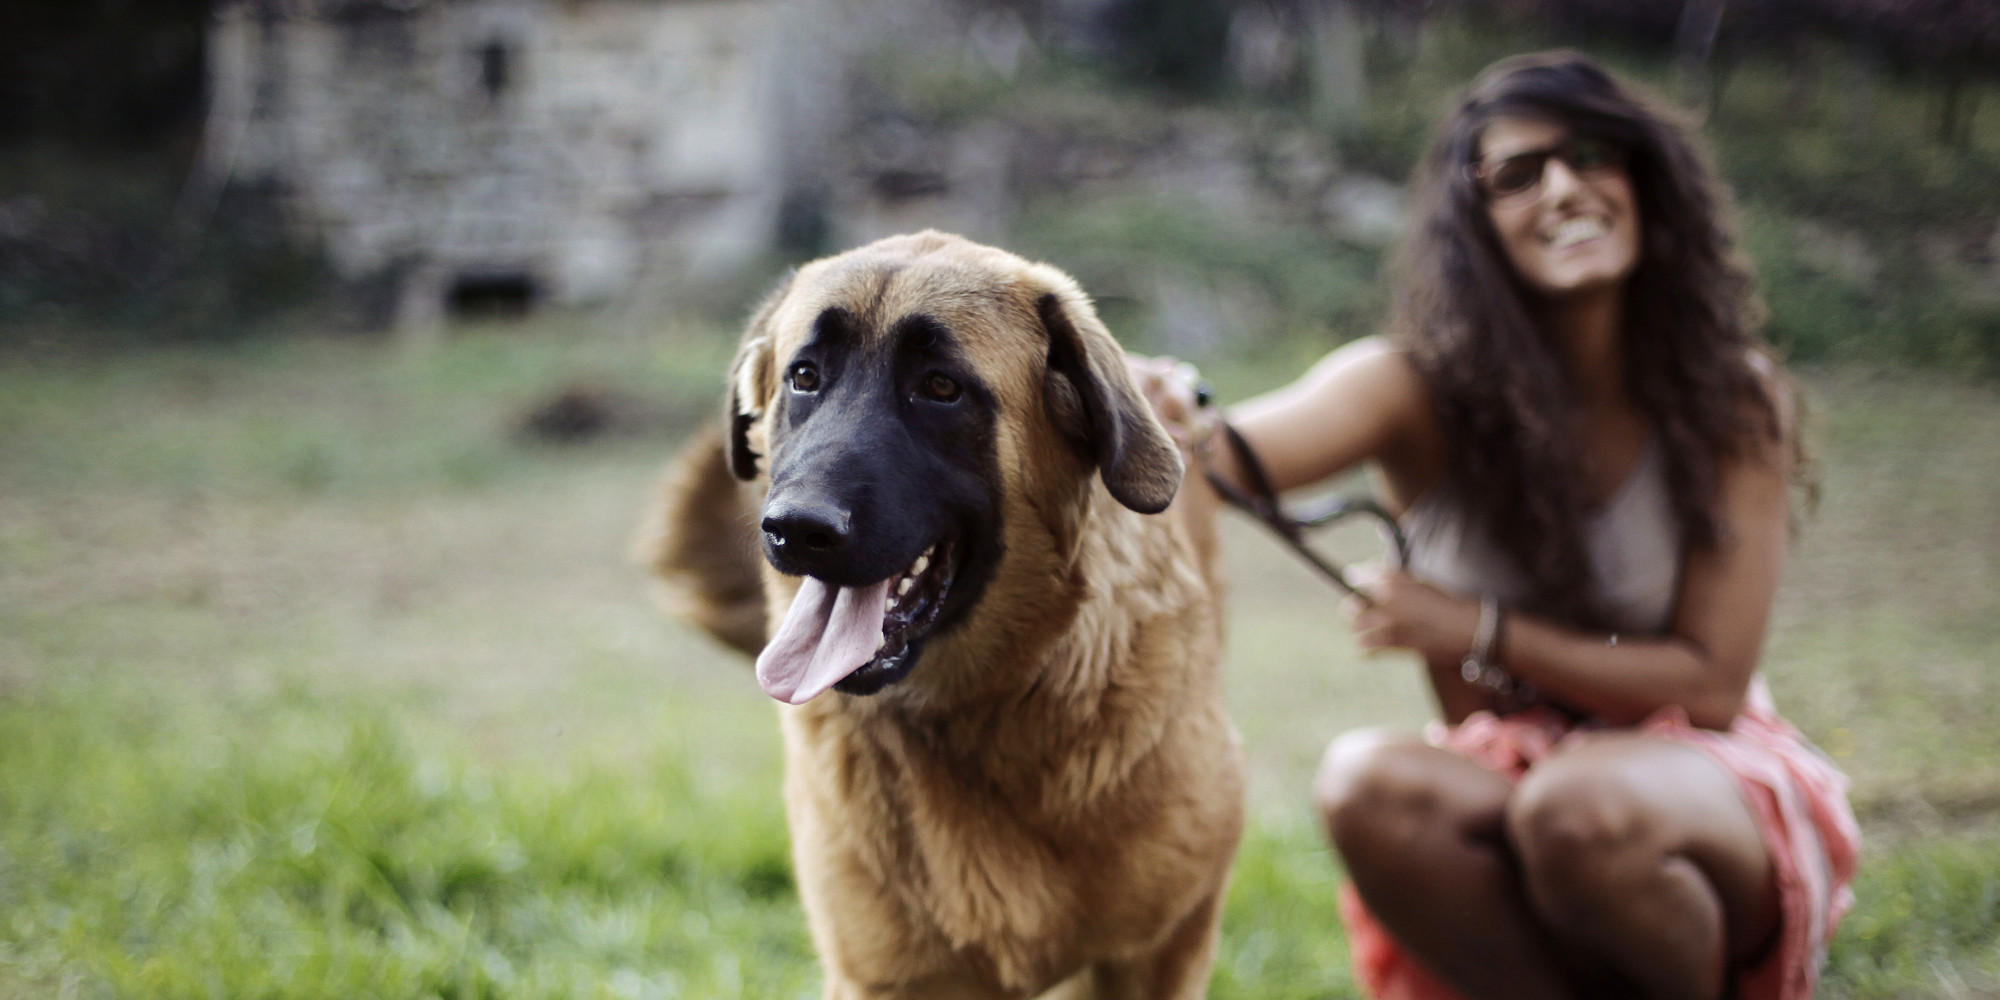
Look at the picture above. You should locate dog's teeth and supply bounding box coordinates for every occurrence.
[898,577,914,596]
[911,554,930,576]
[886,593,897,611]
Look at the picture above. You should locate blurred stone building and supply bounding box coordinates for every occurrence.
[205,0,799,328]
[201,0,1385,332]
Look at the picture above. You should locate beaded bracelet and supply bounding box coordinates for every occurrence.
[1459,596,1513,695]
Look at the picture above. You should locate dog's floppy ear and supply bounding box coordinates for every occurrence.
[1038,289,1184,514]
[725,272,792,480]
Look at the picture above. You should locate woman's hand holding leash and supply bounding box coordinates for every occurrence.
[1342,564,1482,663]
[1126,354,1408,607]
[1126,355,1217,459]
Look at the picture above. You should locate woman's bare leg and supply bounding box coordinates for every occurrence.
[1314,728,1577,1000]
[1506,733,1781,1000]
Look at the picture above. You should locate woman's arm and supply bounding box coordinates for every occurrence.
[1130,337,1441,504]
[1349,383,1796,730]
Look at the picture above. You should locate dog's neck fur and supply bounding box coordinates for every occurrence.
[776,475,1229,991]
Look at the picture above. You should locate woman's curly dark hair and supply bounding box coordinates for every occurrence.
[1391,50,1787,627]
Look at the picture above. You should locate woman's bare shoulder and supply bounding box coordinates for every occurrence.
[1299,336,1433,421]
[1226,335,1443,494]
[1317,334,1407,368]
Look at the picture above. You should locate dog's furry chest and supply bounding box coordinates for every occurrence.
[779,686,1241,994]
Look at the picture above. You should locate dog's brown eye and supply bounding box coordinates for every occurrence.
[922,372,961,402]
[789,362,820,393]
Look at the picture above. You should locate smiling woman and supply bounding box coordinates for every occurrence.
[1135,50,1860,1000]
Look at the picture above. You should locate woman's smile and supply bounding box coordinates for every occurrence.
[1546,215,1609,251]
[1479,116,1641,297]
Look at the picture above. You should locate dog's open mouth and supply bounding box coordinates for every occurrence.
[754,539,957,704]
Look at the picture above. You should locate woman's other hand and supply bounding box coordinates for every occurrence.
[1343,565,1481,664]
[1125,354,1213,457]
[1125,354,1222,556]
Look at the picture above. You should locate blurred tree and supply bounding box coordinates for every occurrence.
[1814,0,2000,145]
[1095,0,1237,94]
[1352,0,1998,143]
[1307,0,1371,126]
[0,0,214,148]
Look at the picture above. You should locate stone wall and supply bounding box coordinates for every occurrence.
[207,0,788,328]
[202,0,1397,336]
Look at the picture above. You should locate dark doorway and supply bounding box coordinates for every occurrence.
[447,272,538,319]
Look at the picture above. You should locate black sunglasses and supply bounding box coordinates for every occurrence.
[1471,135,1630,201]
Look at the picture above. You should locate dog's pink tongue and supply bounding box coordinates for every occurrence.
[756,576,892,704]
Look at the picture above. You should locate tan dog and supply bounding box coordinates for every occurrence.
[647,231,1242,999]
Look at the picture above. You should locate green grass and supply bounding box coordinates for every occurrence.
[0,683,811,1000]
[2,323,1998,997]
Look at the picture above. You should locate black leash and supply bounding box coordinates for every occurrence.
[1189,390,1585,719]
[1198,415,1409,603]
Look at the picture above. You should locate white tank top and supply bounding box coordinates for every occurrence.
[1399,439,1683,633]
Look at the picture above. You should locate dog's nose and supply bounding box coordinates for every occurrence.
[762,501,851,554]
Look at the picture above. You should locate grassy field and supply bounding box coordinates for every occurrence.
[1,319,1997,999]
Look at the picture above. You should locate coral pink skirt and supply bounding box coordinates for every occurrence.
[1339,679,1860,1000]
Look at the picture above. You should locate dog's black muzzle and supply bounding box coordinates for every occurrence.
[752,339,1004,698]
[760,388,970,588]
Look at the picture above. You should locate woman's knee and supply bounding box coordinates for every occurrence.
[1313,730,1423,850]
[1312,729,1500,860]
[1515,738,1781,959]
[1506,753,1668,920]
